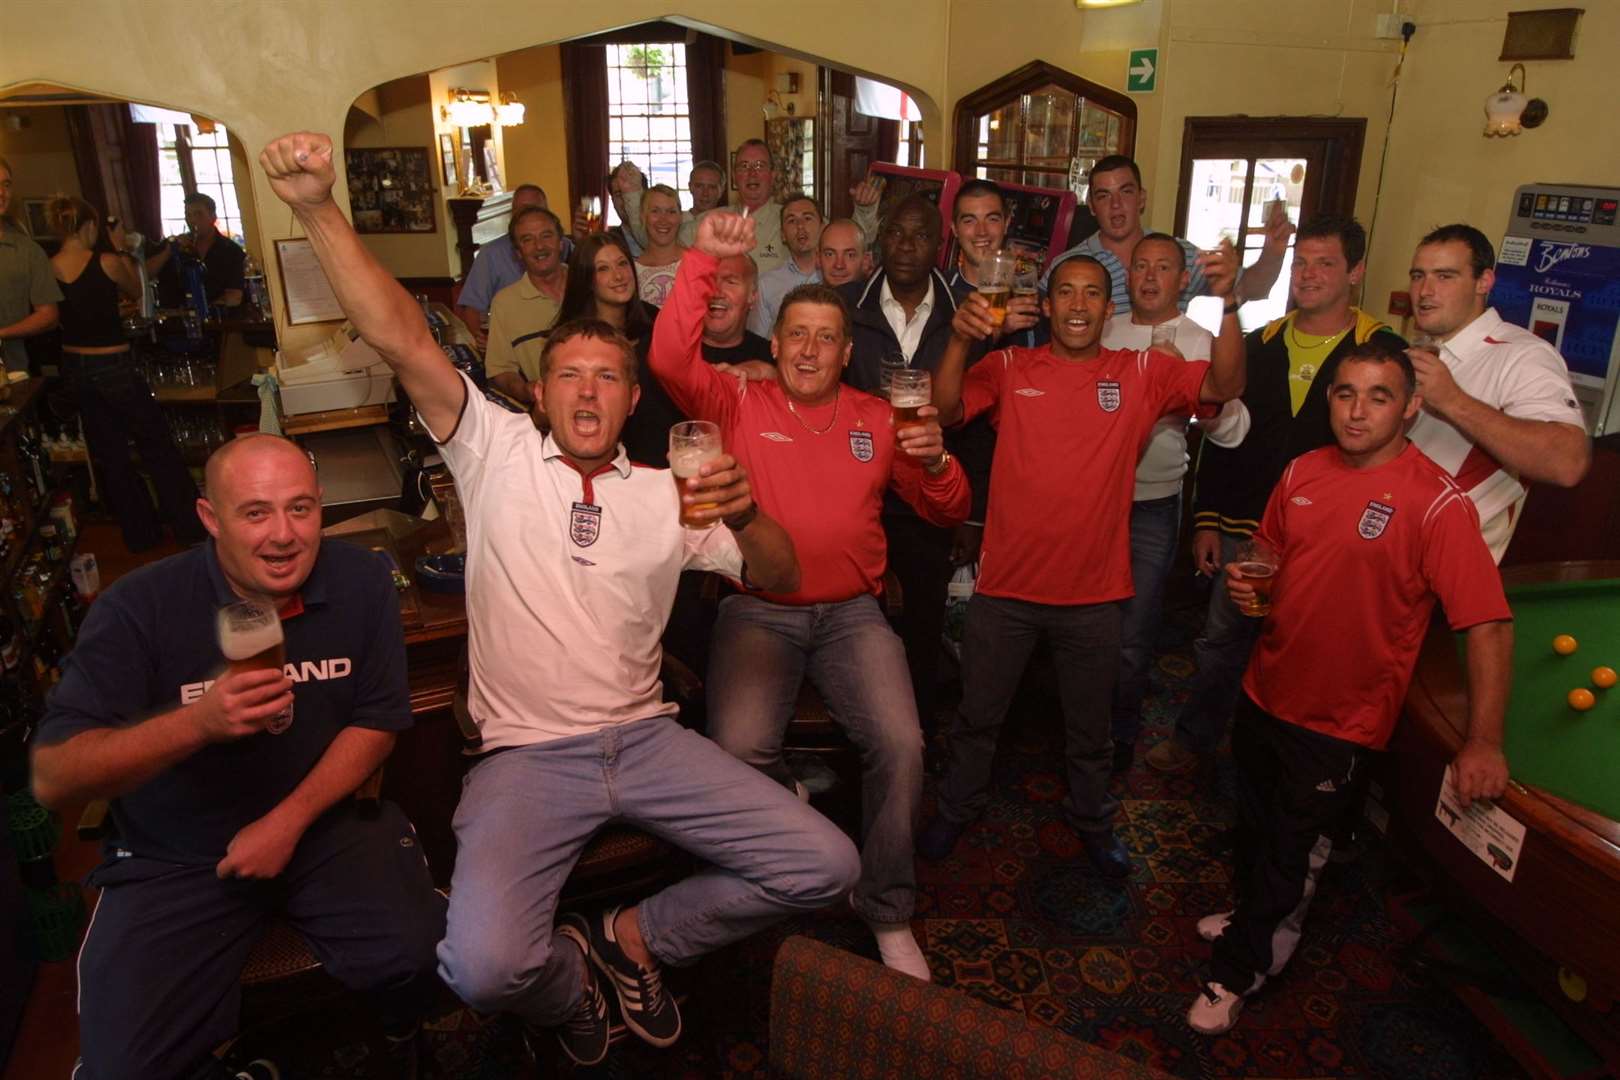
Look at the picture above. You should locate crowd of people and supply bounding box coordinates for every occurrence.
[22,118,1594,1077]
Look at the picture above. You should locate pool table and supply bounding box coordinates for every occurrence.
[1390,560,1620,1066]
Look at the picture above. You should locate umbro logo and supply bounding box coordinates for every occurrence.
[760,431,794,442]
[1316,779,1338,792]
[1014,388,1045,397]
[1290,496,1313,506]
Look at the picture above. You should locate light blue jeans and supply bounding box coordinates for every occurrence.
[437,714,859,1026]
[706,593,924,924]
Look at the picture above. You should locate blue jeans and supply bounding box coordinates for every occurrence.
[936,594,1122,833]
[1173,533,1263,752]
[1111,492,1182,747]
[437,715,858,1026]
[706,593,924,924]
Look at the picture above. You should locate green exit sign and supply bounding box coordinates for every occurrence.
[1127,48,1158,93]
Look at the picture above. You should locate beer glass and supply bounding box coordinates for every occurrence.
[977,251,1016,329]
[1150,320,1178,349]
[669,420,723,530]
[889,369,931,429]
[1233,539,1280,618]
[878,353,908,400]
[216,600,291,734]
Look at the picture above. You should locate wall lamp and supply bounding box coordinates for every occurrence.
[1483,63,1548,137]
[441,88,526,128]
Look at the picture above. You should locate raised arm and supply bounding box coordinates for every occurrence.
[1196,239,1246,403]
[259,132,464,437]
[682,452,799,593]
[647,211,757,421]
[936,292,998,426]
[1233,209,1292,305]
[890,405,971,527]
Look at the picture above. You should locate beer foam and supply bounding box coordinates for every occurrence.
[217,609,284,660]
[669,446,717,478]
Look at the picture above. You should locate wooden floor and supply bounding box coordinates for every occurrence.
[4,524,185,1080]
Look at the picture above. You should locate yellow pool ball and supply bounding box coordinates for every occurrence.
[1594,666,1618,690]
[1553,634,1579,656]
[1568,688,1597,711]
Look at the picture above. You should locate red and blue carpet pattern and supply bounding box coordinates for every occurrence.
[249,594,1531,1078]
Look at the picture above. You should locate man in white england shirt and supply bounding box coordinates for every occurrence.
[1405,223,1591,560]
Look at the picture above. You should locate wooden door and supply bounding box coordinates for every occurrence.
[823,70,897,220]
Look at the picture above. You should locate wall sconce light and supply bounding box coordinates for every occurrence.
[495,91,526,127]
[441,88,496,128]
[1483,63,1548,137]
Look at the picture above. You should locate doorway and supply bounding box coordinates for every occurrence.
[1173,117,1365,328]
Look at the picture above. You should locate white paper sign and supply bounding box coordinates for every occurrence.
[1434,767,1526,882]
[1498,234,1532,267]
[274,238,345,325]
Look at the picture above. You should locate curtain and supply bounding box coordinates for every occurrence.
[766,118,806,202]
[685,33,727,169]
[62,105,162,241]
[560,43,610,214]
[122,118,162,241]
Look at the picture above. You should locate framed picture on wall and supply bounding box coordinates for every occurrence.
[438,133,459,188]
[344,146,437,234]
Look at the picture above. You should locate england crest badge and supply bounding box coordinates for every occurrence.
[849,429,874,463]
[1097,380,1122,413]
[570,501,602,547]
[1357,500,1395,540]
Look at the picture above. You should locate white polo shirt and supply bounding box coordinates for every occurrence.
[1407,307,1585,562]
[1101,312,1250,501]
[431,374,745,749]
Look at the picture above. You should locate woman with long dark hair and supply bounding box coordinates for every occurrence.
[48,196,203,551]
[556,231,653,341]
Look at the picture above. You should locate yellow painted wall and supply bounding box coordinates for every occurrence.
[1363,0,1620,319]
[0,106,81,211]
[497,45,570,211]
[725,49,769,169]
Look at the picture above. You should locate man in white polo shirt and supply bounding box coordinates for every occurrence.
[1405,223,1591,560]
[261,130,859,1068]
[1100,232,1249,772]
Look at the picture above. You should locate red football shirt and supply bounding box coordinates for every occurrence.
[649,249,971,605]
[960,344,1210,605]
[1243,442,1512,749]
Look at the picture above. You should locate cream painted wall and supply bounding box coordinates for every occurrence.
[342,75,450,278]
[0,106,81,209]
[725,50,769,170]
[1362,0,1620,319]
[497,45,570,212]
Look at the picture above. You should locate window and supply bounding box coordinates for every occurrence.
[895,120,925,169]
[955,63,1135,195]
[156,121,243,240]
[604,42,695,220]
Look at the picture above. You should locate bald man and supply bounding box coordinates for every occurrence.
[31,434,445,1080]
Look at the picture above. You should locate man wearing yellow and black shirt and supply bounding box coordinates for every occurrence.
[1146,215,1406,773]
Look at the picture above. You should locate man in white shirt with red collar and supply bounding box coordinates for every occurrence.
[260,131,858,1069]
[1405,223,1591,560]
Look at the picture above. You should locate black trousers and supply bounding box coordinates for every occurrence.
[882,513,954,735]
[62,353,206,552]
[1210,695,1370,992]
[76,802,446,1080]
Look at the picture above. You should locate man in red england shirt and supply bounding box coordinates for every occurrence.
[650,212,971,981]
[918,247,1246,876]
[1188,341,1512,1035]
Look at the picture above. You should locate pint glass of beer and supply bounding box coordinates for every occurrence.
[889,369,931,429]
[1233,539,1280,618]
[977,252,1016,329]
[217,600,291,734]
[669,420,723,530]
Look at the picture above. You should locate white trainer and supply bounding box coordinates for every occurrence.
[1196,910,1233,942]
[1187,981,1245,1035]
[868,921,932,982]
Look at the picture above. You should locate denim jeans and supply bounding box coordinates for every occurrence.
[936,594,1122,834]
[437,715,859,1026]
[1173,532,1263,753]
[1111,492,1182,747]
[706,593,924,924]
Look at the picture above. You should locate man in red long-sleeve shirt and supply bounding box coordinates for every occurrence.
[650,212,970,981]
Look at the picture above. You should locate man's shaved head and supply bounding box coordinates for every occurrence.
[198,435,323,603]
[205,434,315,503]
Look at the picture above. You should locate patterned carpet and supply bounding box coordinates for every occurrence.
[244,588,1535,1079]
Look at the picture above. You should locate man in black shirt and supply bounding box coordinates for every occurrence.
[148,192,246,311]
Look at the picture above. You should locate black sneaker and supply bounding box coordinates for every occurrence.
[582,905,682,1047]
[542,916,611,1066]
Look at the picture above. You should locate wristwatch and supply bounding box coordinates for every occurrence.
[723,504,759,532]
[926,450,953,476]
[1223,298,1242,316]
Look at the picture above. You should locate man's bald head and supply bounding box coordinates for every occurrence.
[204,434,315,503]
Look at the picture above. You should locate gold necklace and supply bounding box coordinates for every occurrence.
[786,388,841,435]
[1288,316,1353,349]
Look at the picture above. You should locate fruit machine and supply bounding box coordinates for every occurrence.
[1489,183,1620,435]
[978,180,1078,279]
[866,163,962,269]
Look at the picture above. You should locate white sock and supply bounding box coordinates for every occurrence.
[868,921,932,982]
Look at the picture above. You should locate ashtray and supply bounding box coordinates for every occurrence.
[414,553,466,594]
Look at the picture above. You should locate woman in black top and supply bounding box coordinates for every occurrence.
[49,197,203,551]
